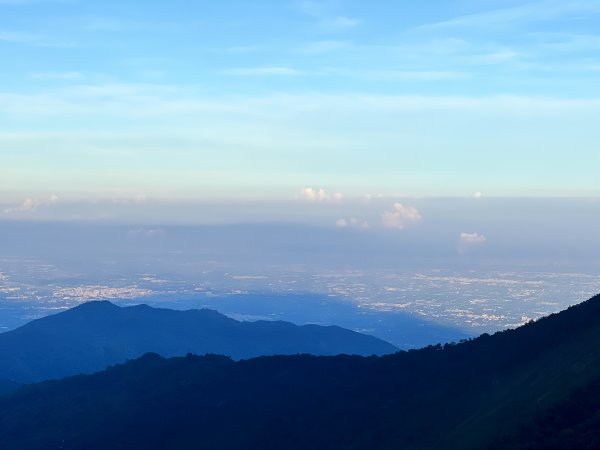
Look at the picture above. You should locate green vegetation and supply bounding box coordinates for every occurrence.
[491,377,600,449]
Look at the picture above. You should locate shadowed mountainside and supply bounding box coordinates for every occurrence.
[490,376,600,450]
[0,294,599,449]
[0,301,396,383]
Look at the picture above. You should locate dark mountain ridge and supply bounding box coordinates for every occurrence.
[0,301,396,383]
[1,293,599,449]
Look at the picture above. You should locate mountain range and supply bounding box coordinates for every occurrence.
[0,293,599,449]
[0,301,396,383]
[191,292,470,348]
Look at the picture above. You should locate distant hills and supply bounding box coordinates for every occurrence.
[191,292,470,349]
[0,301,396,383]
[1,294,599,449]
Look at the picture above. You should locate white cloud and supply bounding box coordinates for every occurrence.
[3,194,59,213]
[460,232,487,244]
[473,191,483,199]
[301,187,327,201]
[381,203,421,229]
[300,187,343,202]
[4,198,41,213]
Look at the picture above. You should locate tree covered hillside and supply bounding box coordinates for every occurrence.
[0,294,599,450]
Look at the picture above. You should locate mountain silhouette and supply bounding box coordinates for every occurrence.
[0,301,396,382]
[0,294,599,449]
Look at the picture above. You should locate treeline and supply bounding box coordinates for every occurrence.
[0,294,598,449]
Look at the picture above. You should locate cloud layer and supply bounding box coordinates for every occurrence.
[4,195,59,214]
[300,187,343,202]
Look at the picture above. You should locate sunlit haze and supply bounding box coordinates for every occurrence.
[1,1,599,341]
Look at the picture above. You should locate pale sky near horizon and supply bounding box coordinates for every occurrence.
[2,0,600,209]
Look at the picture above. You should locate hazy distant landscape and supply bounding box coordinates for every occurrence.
[2,253,600,343]
[1,0,600,448]
[1,218,599,346]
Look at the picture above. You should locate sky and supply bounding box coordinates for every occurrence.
[1,0,600,219]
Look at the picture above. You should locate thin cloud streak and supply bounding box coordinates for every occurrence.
[3,87,600,117]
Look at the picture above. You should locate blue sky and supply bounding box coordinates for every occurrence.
[1,0,600,207]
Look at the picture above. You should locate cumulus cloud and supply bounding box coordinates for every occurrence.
[473,191,483,199]
[301,187,327,201]
[381,203,421,229]
[10,198,41,212]
[3,194,58,213]
[300,187,343,202]
[336,217,369,229]
[460,232,487,244]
